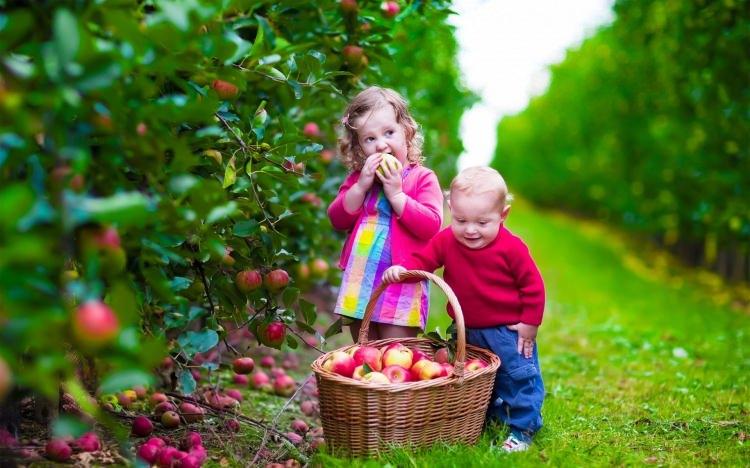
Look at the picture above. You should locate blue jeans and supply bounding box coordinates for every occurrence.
[466,325,545,440]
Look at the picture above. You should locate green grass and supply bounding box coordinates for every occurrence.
[312,199,750,466]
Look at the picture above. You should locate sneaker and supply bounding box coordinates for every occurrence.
[500,434,530,453]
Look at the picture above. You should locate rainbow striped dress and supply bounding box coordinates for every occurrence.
[333,174,429,329]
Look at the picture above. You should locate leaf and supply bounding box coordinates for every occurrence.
[170,276,191,291]
[222,156,237,188]
[53,9,79,66]
[233,219,259,237]
[98,369,154,394]
[299,299,316,325]
[206,201,238,224]
[282,287,299,308]
[285,334,298,349]
[178,329,219,356]
[294,320,316,335]
[77,192,153,226]
[178,369,197,395]
[362,363,373,374]
[324,317,343,339]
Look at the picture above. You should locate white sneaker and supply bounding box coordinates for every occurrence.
[501,434,530,453]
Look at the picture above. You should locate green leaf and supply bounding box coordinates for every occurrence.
[53,9,79,66]
[178,368,197,395]
[324,317,343,339]
[285,334,298,349]
[206,201,238,224]
[294,320,316,335]
[248,15,266,59]
[233,220,259,237]
[170,277,191,291]
[98,369,154,394]
[299,299,316,325]
[77,192,153,226]
[178,329,219,356]
[362,362,373,374]
[222,156,236,188]
[282,287,299,308]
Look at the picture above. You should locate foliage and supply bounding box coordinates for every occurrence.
[0,0,470,415]
[493,0,750,280]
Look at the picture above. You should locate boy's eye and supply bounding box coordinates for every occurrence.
[479,221,488,226]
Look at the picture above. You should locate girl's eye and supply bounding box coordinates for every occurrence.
[385,130,394,136]
[364,137,374,143]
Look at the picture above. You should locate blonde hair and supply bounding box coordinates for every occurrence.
[338,86,424,171]
[450,166,513,208]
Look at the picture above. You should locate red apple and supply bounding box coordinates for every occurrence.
[156,446,180,467]
[150,392,168,406]
[154,401,177,417]
[251,371,272,391]
[260,356,275,368]
[161,410,181,428]
[264,269,290,292]
[465,358,488,372]
[145,437,166,448]
[75,432,101,452]
[72,300,120,348]
[179,454,201,468]
[258,321,286,348]
[182,431,202,450]
[439,363,454,377]
[290,419,309,434]
[212,79,239,99]
[300,192,322,207]
[382,365,411,383]
[235,270,262,294]
[133,385,148,399]
[226,389,243,402]
[411,348,430,366]
[303,122,321,138]
[136,122,148,136]
[233,357,255,374]
[179,402,204,423]
[351,365,367,381]
[274,374,296,397]
[225,419,241,432]
[233,374,249,385]
[361,372,390,384]
[189,445,207,463]
[340,0,358,14]
[352,346,383,372]
[300,400,317,416]
[320,149,335,164]
[309,258,329,279]
[45,439,72,462]
[434,347,450,364]
[342,45,364,67]
[382,344,413,369]
[132,416,154,437]
[411,360,443,381]
[380,1,400,18]
[322,351,356,377]
[137,443,160,464]
[285,432,304,446]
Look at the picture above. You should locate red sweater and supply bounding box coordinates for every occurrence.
[401,227,545,328]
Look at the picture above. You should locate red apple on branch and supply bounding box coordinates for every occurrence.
[232,357,255,374]
[235,270,262,293]
[303,122,321,138]
[72,300,120,348]
[380,1,400,18]
[258,321,286,348]
[212,79,238,99]
[264,269,290,292]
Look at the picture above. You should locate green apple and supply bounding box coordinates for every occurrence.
[376,153,402,176]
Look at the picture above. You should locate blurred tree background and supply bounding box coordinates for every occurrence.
[493,0,750,283]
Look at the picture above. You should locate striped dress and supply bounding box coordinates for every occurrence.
[333,173,430,329]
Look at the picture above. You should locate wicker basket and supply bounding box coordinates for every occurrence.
[311,270,501,457]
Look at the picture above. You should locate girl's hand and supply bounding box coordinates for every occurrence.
[375,157,404,200]
[383,266,406,284]
[506,323,538,359]
[355,153,384,191]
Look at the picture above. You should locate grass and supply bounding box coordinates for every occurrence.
[311,199,750,466]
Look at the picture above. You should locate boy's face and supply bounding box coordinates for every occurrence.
[450,190,509,249]
[355,105,408,164]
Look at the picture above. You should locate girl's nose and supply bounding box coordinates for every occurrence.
[375,139,388,151]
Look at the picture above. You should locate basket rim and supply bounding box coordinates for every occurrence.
[311,338,500,393]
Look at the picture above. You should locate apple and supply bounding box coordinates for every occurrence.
[189,445,207,463]
[137,443,160,464]
[258,321,286,348]
[300,400,317,416]
[131,416,154,437]
[45,439,72,462]
[233,357,255,374]
[179,455,201,468]
[274,374,296,397]
[465,358,488,372]
[382,365,410,383]
[411,360,443,381]
[309,258,329,279]
[311,437,326,451]
[179,402,204,423]
[212,79,238,99]
[260,355,275,368]
[322,351,356,377]
[154,401,177,417]
[136,122,148,136]
[320,148,335,164]
[133,386,148,399]
[300,192,322,207]
[264,269,290,292]
[72,300,120,348]
[51,165,85,192]
[377,153,403,176]
[150,392,168,406]
[75,432,101,452]
[410,348,430,366]
[380,1,400,18]
[290,419,309,434]
[382,343,413,369]
[361,372,390,384]
[233,374,249,385]
[145,437,166,448]
[251,371,272,391]
[346,345,361,358]
[161,410,181,428]
[182,431,202,450]
[122,389,137,403]
[351,365,367,381]
[235,270,262,294]
[439,363,454,377]
[226,389,242,402]
[342,45,364,67]
[352,346,383,372]
[156,446,180,467]
[0,357,12,402]
[296,262,310,280]
[434,347,450,364]
[340,0,358,14]
[303,122,321,138]
[222,247,235,266]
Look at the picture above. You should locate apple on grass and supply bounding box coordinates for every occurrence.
[382,365,411,383]
[232,357,255,374]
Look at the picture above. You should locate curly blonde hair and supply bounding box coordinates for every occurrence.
[450,166,514,209]
[338,86,424,171]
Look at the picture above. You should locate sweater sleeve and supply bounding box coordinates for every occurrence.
[401,229,447,273]
[327,172,363,231]
[506,237,546,326]
[396,169,443,240]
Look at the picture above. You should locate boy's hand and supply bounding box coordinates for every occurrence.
[382,266,406,284]
[507,323,538,358]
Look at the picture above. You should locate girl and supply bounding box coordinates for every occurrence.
[327,86,444,342]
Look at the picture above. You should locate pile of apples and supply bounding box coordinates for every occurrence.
[135,432,207,468]
[321,343,487,383]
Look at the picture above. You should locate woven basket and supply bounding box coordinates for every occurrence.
[311,270,501,457]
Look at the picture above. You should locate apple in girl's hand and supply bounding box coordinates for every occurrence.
[382,365,411,383]
[382,343,413,369]
[352,365,367,381]
[465,358,488,372]
[322,351,356,377]
[411,360,443,381]
[352,346,383,372]
[411,348,430,366]
[361,372,390,384]
[376,153,402,176]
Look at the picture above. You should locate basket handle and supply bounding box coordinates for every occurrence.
[357,270,467,380]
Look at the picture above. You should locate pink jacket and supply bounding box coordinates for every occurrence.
[327,164,444,269]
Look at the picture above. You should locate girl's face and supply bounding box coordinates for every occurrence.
[354,105,408,164]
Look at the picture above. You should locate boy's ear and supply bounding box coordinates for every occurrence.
[500,204,511,223]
